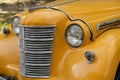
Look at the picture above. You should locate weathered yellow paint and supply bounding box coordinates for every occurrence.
[0,0,120,80]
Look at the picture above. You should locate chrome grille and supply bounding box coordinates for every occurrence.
[20,26,55,78]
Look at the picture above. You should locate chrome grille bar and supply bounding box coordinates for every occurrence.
[20,26,55,78]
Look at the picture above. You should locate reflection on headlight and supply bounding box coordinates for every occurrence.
[12,17,20,35]
[66,24,84,48]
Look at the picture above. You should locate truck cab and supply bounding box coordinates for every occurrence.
[0,0,120,80]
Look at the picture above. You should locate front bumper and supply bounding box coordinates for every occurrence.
[0,76,14,80]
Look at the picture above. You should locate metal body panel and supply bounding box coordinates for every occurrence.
[0,27,120,80]
[0,0,120,80]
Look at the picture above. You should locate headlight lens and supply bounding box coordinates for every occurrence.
[12,17,20,35]
[66,24,84,48]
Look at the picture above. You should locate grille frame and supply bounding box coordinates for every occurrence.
[19,25,56,78]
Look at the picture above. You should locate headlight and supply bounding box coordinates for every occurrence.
[66,24,84,48]
[12,17,20,35]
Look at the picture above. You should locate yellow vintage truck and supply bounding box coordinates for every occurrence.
[0,0,120,80]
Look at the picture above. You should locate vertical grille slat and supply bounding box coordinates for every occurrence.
[20,26,55,78]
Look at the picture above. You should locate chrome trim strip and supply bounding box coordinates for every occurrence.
[20,25,56,28]
[25,75,50,78]
[25,38,54,41]
[97,18,120,32]
[25,51,52,54]
[0,77,6,80]
[28,7,95,41]
[25,63,50,66]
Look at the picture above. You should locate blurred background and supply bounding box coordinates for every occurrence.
[0,0,55,30]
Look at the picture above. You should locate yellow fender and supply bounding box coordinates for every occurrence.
[59,28,120,80]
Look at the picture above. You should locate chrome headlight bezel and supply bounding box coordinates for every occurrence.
[11,16,20,35]
[65,24,84,48]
